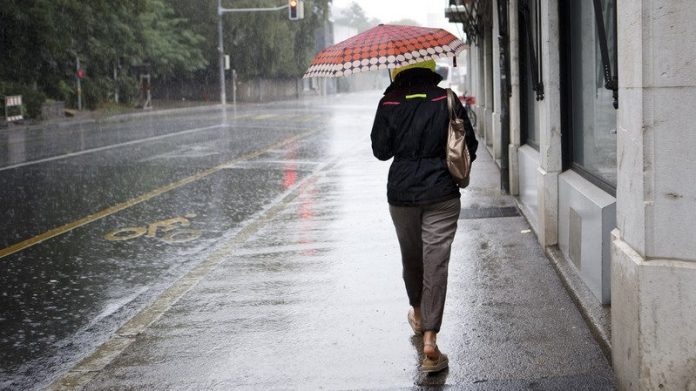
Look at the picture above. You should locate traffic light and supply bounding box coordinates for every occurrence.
[288,0,304,20]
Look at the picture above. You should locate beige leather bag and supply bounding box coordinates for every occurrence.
[446,88,472,188]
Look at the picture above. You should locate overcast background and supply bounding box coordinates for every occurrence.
[331,0,462,33]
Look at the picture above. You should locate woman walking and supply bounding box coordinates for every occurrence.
[370,59,478,373]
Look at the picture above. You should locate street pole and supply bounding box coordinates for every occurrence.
[232,69,237,104]
[76,56,82,111]
[217,2,293,106]
[114,62,119,104]
[217,0,227,105]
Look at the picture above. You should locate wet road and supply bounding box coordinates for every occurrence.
[0,95,373,389]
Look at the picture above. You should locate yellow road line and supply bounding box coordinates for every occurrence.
[250,114,277,120]
[0,130,317,260]
[297,114,319,123]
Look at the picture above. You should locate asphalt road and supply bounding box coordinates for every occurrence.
[0,93,376,389]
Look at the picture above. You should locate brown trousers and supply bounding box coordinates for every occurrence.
[389,198,460,333]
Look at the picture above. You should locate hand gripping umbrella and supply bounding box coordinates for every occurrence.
[303,24,466,79]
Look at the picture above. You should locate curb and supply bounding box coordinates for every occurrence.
[95,103,226,124]
[1,103,226,133]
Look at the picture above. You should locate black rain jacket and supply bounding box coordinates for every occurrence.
[371,68,479,206]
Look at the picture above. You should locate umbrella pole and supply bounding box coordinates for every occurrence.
[388,70,392,83]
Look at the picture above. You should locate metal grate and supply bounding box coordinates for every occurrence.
[459,206,520,220]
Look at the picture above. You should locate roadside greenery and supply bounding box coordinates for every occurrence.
[0,0,330,115]
[167,0,330,79]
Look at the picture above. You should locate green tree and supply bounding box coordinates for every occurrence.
[166,0,331,79]
[0,0,328,111]
[138,0,207,78]
[0,0,207,111]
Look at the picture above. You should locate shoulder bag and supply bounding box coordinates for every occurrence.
[446,88,472,188]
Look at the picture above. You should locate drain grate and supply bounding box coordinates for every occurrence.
[459,206,520,220]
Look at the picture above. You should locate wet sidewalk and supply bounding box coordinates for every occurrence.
[53,133,615,390]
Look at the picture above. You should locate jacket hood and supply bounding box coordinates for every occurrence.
[384,68,443,95]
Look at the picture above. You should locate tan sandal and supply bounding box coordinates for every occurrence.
[407,308,423,335]
[421,343,448,373]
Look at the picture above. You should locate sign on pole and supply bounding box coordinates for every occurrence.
[3,95,24,123]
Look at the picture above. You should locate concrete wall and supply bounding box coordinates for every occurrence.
[473,4,503,167]
[508,0,563,248]
[491,2,502,162]
[612,0,696,388]
[470,32,484,140]
[559,171,615,304]
[518,145,540,232]
[41,101,65,120]
[483,23,494,154]
[508,0,521,197]
[477,35,485,140]
[235,78,304,102]
[153,77,321,103]
[535,0,562,248]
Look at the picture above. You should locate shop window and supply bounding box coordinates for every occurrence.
[519,0,542,150]
[561,0,618,191]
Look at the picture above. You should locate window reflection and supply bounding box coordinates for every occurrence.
[520,0,540,150]
[569,0,617,187]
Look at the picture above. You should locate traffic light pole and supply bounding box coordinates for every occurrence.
[217,2,293,105]
[217,0,226,105]
[76,57,82,111]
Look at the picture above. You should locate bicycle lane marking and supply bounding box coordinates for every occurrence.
[0,129,319,261]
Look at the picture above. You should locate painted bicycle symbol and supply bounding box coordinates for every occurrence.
[104,213,202,244]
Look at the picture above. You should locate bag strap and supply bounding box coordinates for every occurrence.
[446,88,455,120]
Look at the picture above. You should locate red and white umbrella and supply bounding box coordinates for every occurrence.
[303,24,466,78]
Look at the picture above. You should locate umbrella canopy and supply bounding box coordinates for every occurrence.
[303,24,466,78]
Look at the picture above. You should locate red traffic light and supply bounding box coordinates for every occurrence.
[76,69,86,79]
[288,0,303,20]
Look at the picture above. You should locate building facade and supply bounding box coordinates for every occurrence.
[446,0,696,388]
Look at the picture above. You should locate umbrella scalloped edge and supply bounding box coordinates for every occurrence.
[304,50,462,79]
[303,25,466,79]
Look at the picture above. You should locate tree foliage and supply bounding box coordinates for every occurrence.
[0,0,206,110]
[0,0,331,111]
[167,0,331,80]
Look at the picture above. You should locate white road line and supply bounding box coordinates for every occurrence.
[0,124,226,172]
